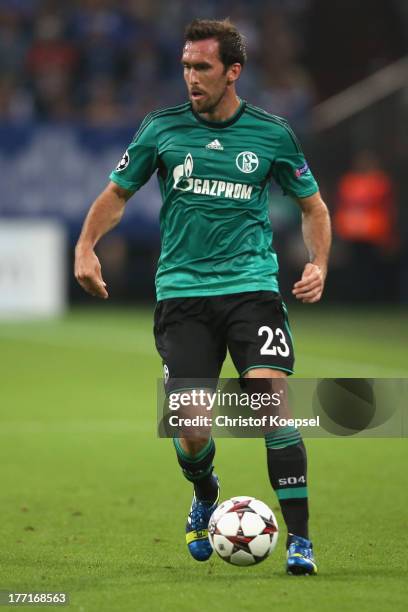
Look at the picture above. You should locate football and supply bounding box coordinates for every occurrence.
[208,496,279,566]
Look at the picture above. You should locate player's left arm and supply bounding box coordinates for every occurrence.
[293,191,331,303]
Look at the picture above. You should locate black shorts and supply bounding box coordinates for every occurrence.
[154,291,295,393]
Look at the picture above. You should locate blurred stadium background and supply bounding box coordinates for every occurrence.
[0,3,407,611]
[0,0,408,313]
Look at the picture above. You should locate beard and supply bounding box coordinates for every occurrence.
[190,86,228,114]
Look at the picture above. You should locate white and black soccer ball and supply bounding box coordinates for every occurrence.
[208,496,278,566]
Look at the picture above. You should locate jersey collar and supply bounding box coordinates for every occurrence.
[191,99,246,129]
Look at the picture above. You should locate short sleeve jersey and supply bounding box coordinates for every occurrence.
[110,100,319,301]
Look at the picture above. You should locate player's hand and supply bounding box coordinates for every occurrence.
[74,248,108,299]
[292,262,325,303]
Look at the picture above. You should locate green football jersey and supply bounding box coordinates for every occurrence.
[109,100,318,301]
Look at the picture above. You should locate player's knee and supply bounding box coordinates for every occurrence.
[179,436,210,458]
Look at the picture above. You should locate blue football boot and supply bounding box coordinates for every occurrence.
[286,534,318,575]
[185,475,219,561]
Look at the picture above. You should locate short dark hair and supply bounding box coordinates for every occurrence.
[184,18,247,69]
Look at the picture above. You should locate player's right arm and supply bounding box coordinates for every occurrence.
[75,112,159,299]
[74,182,133,299]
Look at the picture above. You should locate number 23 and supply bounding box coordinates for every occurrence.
[258,326,290,357]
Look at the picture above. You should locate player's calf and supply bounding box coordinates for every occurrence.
[264,427,316,573]
[173,437,220,561]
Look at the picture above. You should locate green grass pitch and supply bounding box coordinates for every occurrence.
[0,306,407,611]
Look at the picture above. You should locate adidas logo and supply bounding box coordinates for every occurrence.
[206,139,224,151]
